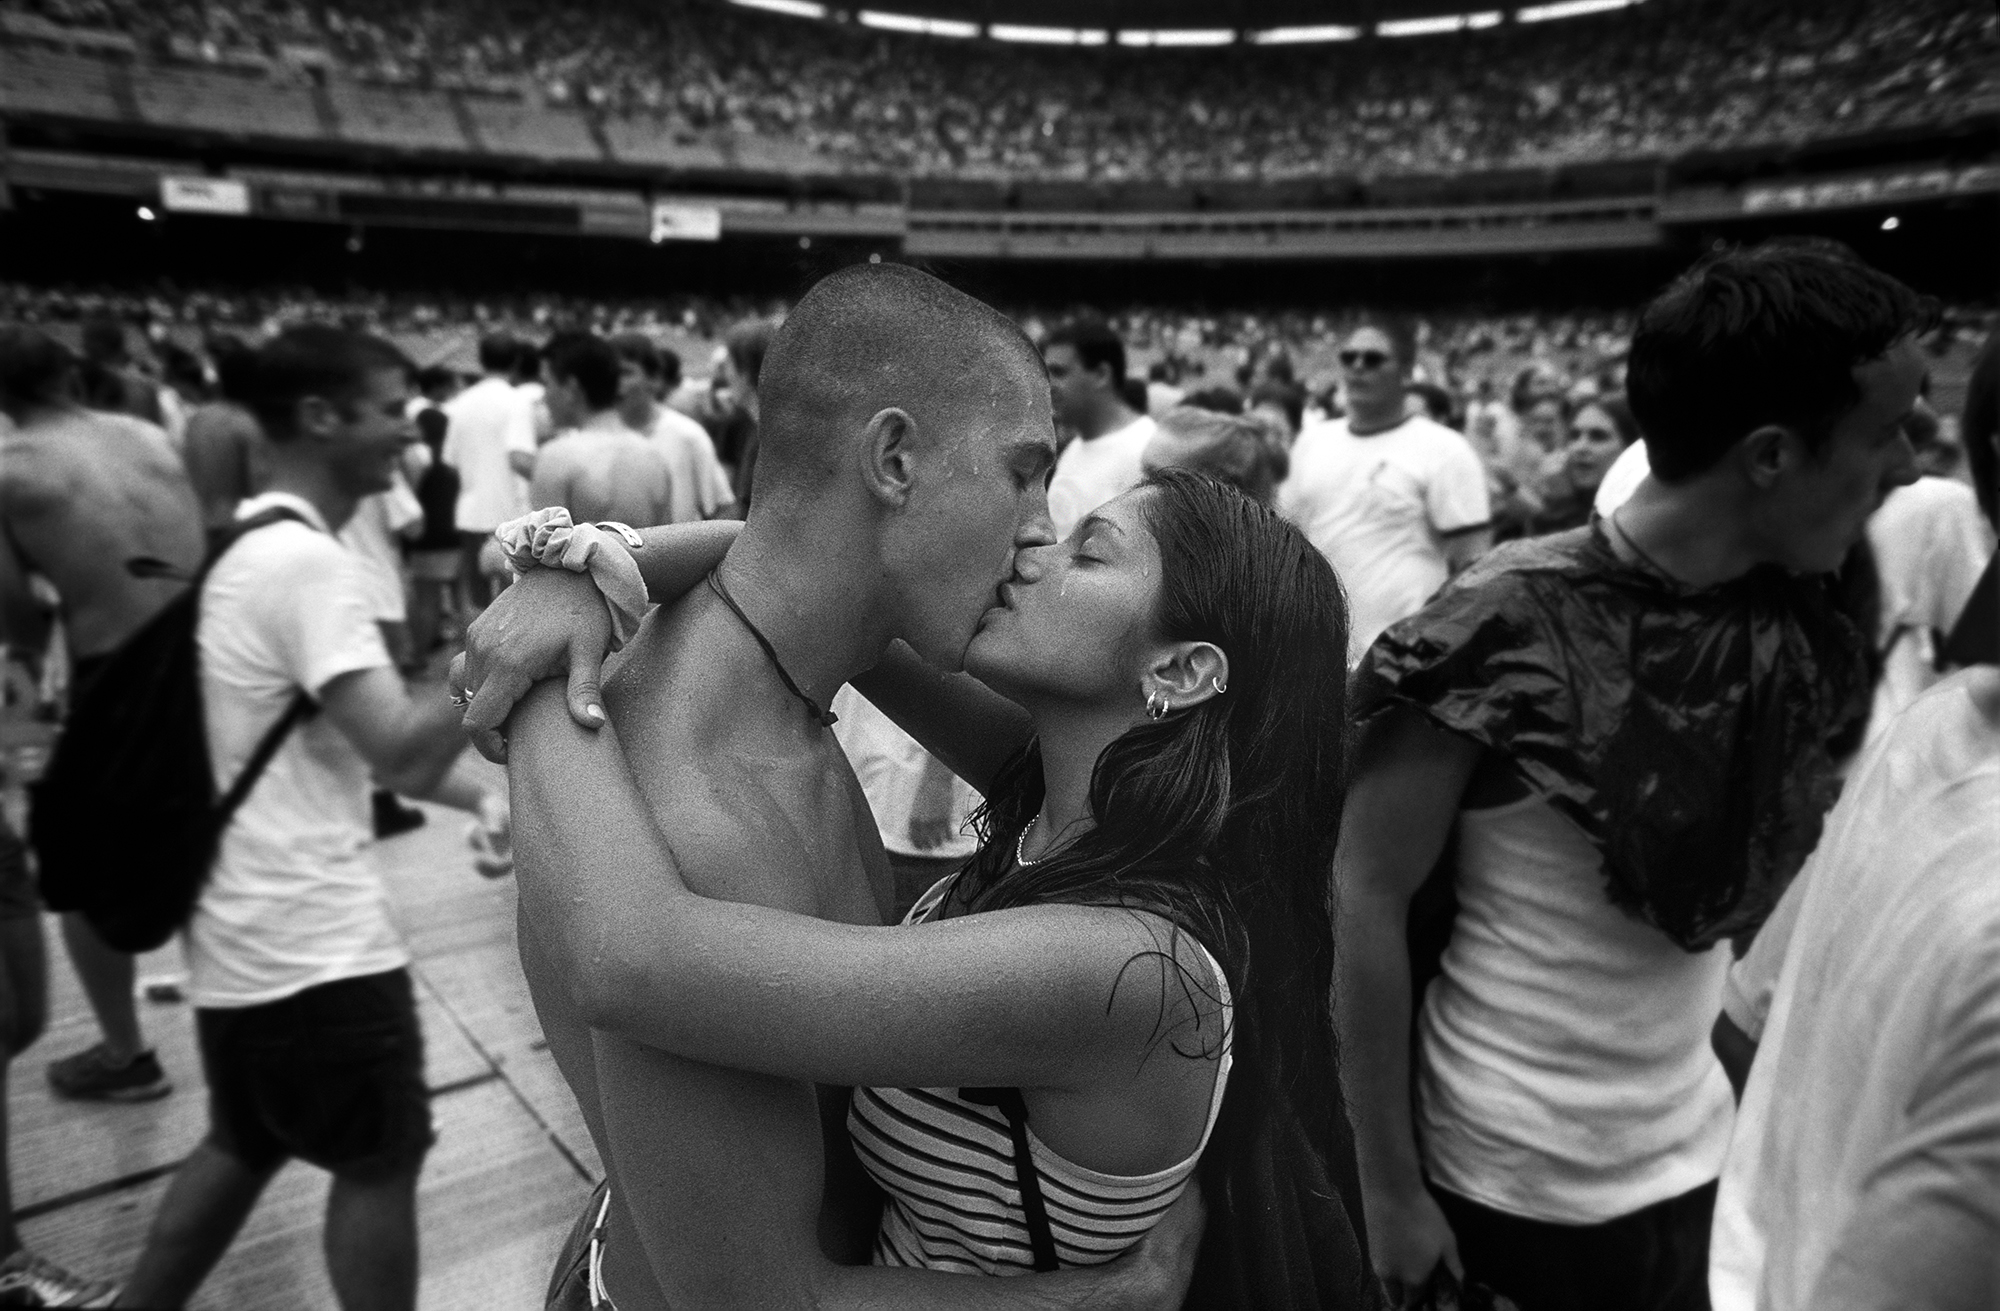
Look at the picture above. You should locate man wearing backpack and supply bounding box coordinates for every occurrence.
[114,326,499,1311]
[1,324,202,1109]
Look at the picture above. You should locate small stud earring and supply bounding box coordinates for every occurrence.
[1145,690,1170,720]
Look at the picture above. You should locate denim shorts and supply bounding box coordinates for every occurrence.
[197,967,434,1181]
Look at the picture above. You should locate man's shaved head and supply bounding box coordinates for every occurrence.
[755,263,1046,493]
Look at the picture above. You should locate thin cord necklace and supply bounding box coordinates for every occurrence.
[1608,509,1676,581]
[706,571,839,729]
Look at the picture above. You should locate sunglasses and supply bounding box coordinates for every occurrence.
[1338,349,1391,370]
[1572,424,1619,441]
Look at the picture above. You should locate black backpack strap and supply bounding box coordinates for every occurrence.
[961,1086,1060,1271]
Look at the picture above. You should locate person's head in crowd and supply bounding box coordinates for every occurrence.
[1521,394,1568,453]
[1626,240,1937,573]
[80,316,130,367]
[1183,386,1245,416]
[609,331,668,424]
[540,331,624,431]
[510,340,543,388]
[1337,311,1416,429]
[0,325,78,424]
[1043,316,1137,438]
[1402,381,1455,429]
[1143,407,1290,507]
[159,343,208,403]
[1147,360,1180,387]
[750,262,1054,672]
[1510,363,1563,415]
[221,325,415,508]
[477,333,519,378]
[723,319,776,407]
[959,469,1348,1244]
[1248,380,1306,442]
[1564,394,1639,496]
[415,365,460,405]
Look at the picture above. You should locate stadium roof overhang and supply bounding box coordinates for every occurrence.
[728,0,1641,43]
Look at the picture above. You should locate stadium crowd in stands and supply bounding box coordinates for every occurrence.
[4,0,1993,178]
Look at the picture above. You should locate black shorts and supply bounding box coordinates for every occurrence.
[196,968,434,1181]
[0,814,39,921]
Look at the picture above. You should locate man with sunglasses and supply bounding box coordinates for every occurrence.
[1278,314,1491,666]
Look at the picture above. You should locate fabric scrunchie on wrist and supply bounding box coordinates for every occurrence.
[493,507,649,650]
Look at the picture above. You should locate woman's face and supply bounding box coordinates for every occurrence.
[964,489,1163,709]
[1564,403,1626,491]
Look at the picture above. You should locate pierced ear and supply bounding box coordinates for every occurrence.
[1739,424,1795,489]
[1143,641,1232,714]
[859,406,919,507]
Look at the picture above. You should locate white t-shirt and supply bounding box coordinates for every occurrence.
[1418,793,1735,1224]
[1277,414,1491,665]
[1594,439,1652,518]
[1710,672,2000,1311]
[337,471,424,624]
[441,376,537,533]
[191,493,408,1008]
[640,404,735,524]
[1864,477,1995,745]
[831,687,979,862]
[1048,415,1156,539]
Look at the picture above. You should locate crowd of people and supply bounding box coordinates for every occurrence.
[7,0,1995,177]
[0,237,1994,1309]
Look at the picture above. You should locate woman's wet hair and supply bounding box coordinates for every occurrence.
[957,467,1351,1281]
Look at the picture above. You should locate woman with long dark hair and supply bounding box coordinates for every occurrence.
[502,469,1374,1306]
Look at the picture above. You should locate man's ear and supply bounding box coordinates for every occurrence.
[859,406,920,508]
[1738,424,1797,490]
[295,394,341,442]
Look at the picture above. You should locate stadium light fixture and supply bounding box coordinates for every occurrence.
[1378,10,1502,36]
[1251,24,1363,43]
[1116,28,1236,46]
[990,23,1108,44]
[135,205,156,221]
[1516,0,1641,22]
[1881,215,1901,230]
[858,10,979,36]
[728,0,827,19]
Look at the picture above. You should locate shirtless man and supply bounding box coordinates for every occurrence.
[459,266,1195,1307]
[0,325,202,1105]
[531,332,675,528]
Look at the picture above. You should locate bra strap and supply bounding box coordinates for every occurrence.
[960,1086,1060,1271]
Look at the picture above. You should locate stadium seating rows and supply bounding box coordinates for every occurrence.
[2,0,1995,180]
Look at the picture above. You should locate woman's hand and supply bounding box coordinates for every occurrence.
[452,568,614,761]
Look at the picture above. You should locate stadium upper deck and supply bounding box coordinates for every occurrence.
[1,0,1993,184]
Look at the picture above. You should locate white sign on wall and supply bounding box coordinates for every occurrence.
[160,177,252,216]
[649,202,723,243]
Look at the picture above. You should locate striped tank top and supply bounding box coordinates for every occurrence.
[848,875,1234,1273]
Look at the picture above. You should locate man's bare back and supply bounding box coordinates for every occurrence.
[531,428,674,528]
[518,588,892,1309]
[0,408,204,658]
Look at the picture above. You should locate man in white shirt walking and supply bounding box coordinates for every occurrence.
[1277,314,1491,667]
[1043,318,1156,538]
[118,326,500,1311]
[441,336,537,610]
[609,333,737,523]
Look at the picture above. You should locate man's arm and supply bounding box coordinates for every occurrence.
[1441,525,1492,575]
[1333,705,1481,1297]
[319,666,477,804]
[527,446,571,515]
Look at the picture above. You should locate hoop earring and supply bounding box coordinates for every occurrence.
[1145,690,1170,720]
[1211,677,1227,695]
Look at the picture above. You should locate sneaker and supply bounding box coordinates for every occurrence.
[467,791,513,880]
[46,1044,171,1103]
[0,1249,118,1307]
[373,790,428,839]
